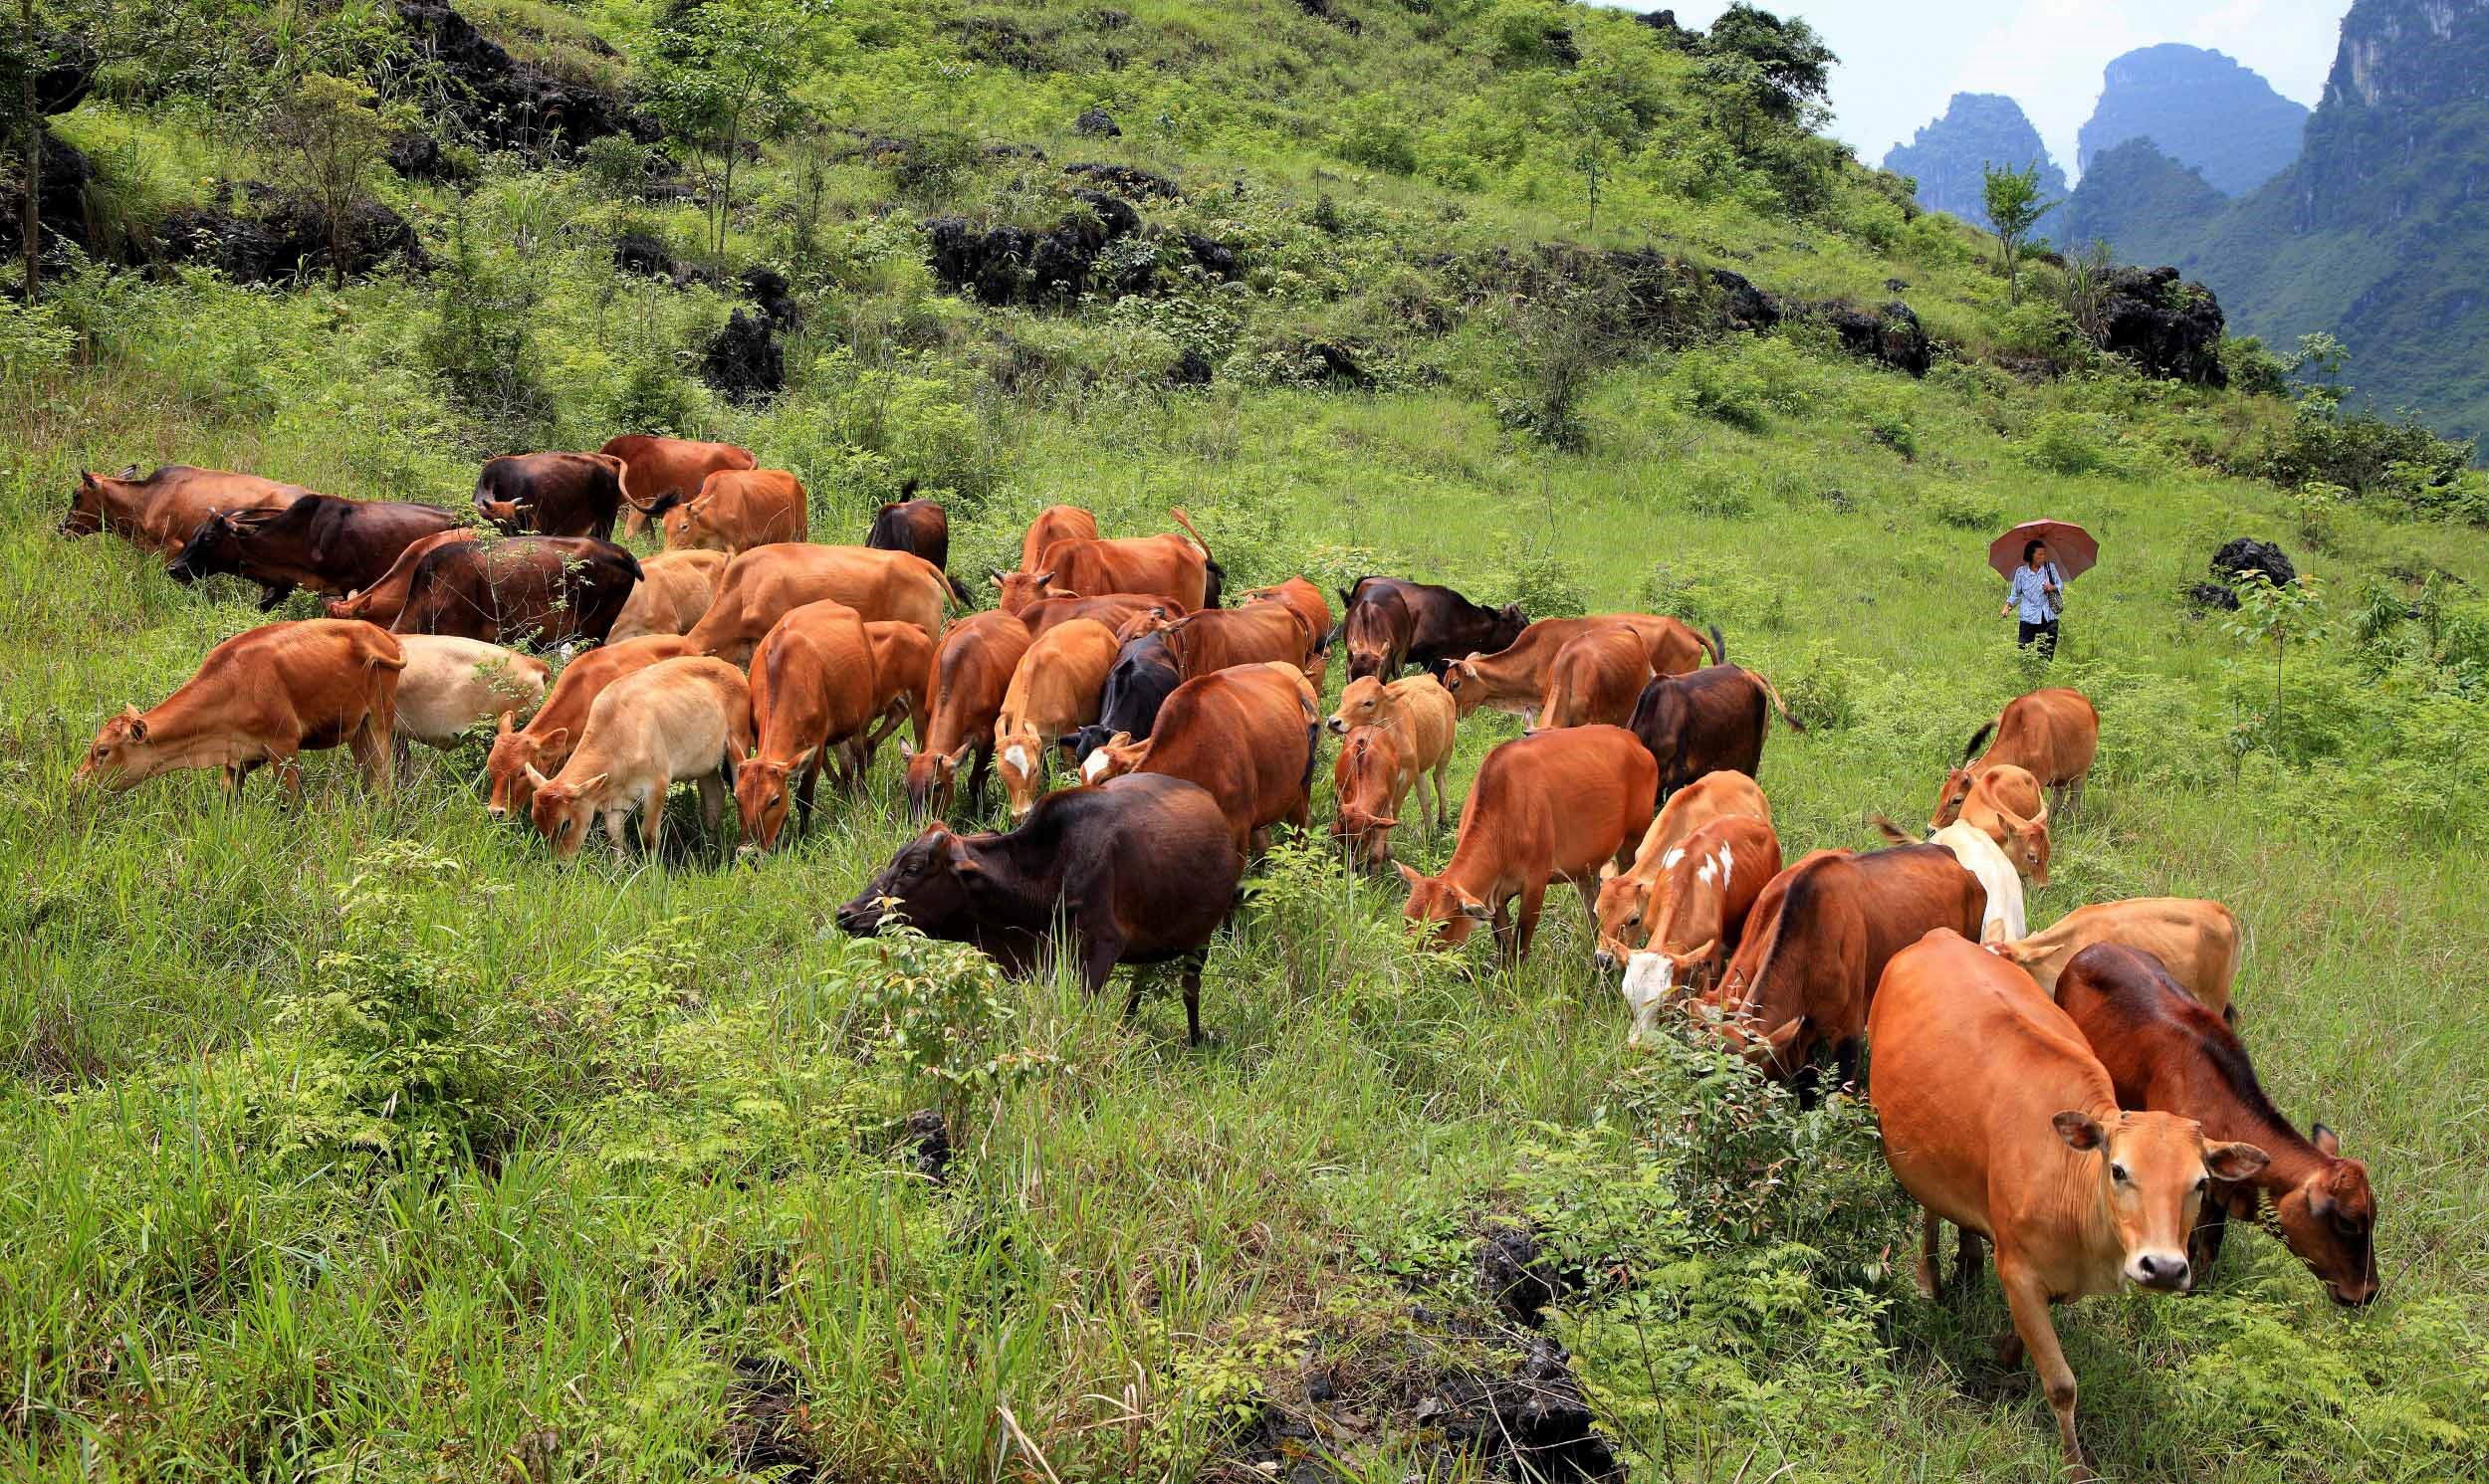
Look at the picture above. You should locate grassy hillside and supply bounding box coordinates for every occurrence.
[6,1,2489,1480]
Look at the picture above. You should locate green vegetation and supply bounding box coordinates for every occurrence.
[6,0,2489,1479]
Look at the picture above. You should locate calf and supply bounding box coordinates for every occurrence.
[1398,725,1657,961]
[654,468,808,555]
[75,619,403,796]
[168,497,462,609]
[1880,817,2027,944]
[391,635,550,749]
[736,601,878,852]
[1535,625,1651,730]
[600,434,755,538]
[473,452,628,540]
[902,610,1030,820]
[1443,615,1717,719]
[994,618,1120,817]
[848,619,936,782]
[2055,944,2377,1306]
[686,544,948,665]
[1705,844,1983,1098]
[1016,590,1181,635]
[1331,725,1415,868]
[606,547,728,642]
[1019,504,1099,573]
[1241,577,1333,684]
[1338,582,1416,682]
[1627,661,1803,799]
[486,635,698,819]
[1082,663,1318,856]
[1065,631,1182,764]
[1932,686,2100,824]
[1594,770,1773,960]
[390,536,641,648]
[325,529,477,627]
[526,656,754,860]
[1946,761,2051,884]
[836,772,1244,1044]
[1338,576,1526,678]
[1612,815,1783,1041]
[65,464,312,561]
[1326,674,1457,832]
[1989,898,2243,1021]
[1871,929,2267,1477]
[1157,601,1312,681]
[866,493,975,603]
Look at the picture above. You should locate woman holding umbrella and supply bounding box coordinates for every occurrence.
[1990,520,2095,661]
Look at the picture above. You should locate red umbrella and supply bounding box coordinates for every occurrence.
[1989,519,2098,582]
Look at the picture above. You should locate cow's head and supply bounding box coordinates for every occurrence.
[165,509,259,585]
[1487,603,1530,649]
[1328,676,1386,737]
[75,705,161,791]
[1440,657,1488,718]
[660,495,727,552]
[900,740,974,821]
[1397,860,1491,947]
[1078,731,1145,784]
[2270,1127,2379,1306]
[1592,864,1655,970]
[1330,730,1404,869]
[994,727,1054,818]
[993,569,1053,615]
[63,471,117,536]
[734,749,807,853]
[1994,807,2052,888]
[2055,1108,2267,1294]
[1616,938,1721,1041]
[525,764,607,860]
[836,824,972,938]
[486,719,566,819]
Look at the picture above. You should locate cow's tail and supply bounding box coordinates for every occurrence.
[615,549,645,582]
[944,570,977,607]
[641,490,687,520]
[1961,720,1995,764]
[1704,624,1726,667]
[1870,813,1914,846]
[1754,672,1805,733]
[1169,507,1225,608]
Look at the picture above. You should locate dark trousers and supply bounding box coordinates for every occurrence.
[2018,618,2059,659]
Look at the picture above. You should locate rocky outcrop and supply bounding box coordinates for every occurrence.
[1073,107,1119,138]
[2076,44,2308,196]
[1883,94,2066,235]
[394,0,655,158]
[702,311,782,404]
[925,186,1157,307]
[156,189,424,284]
[1813,301,1933,377]
[0,131,95,260]
[30,29,99,116]
[2094,266,2227,385]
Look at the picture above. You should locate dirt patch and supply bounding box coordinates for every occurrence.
[720,1355,820,1480]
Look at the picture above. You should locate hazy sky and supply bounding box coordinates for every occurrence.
[1611,0,2349,179]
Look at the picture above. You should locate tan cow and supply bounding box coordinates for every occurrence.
[63,465,313,560]
[606,548,728,642]
[1932,687,2100,824]
[527,656,754,860]
[736,601,878,852]
[390,635,550,749]
[600,434,755,538]
[1326,674,1457,834]
[1240,577,1334,686]
[1593,770,1772,958]
[486,635,698,818]
[1612,814,1783,1041]
[1533,624,1652,731]
[1950,762,2052,883]
[685,543,948,665]
[658,468,808,554]
[1988,898,2243,1021]
[993,617,1119,816]
[1870,928,2267,1477]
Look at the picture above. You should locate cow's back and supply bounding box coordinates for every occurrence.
[1140,666,1315,844]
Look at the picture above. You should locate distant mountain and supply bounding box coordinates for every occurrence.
[2062,138,2227,264]
[2075,44,2308,196]
[1883,94,2066,235]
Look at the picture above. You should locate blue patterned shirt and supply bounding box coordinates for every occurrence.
[2008,563,2062,623]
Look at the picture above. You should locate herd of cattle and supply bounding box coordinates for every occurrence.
[59,435,2378,1473]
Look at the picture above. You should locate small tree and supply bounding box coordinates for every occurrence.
[1980,160,2057,304]
[645,0,819,266]
[268,73,395,291]
[1559,65,1633,236]
[2221,572,2326,751]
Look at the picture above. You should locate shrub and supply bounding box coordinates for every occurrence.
[2220,334,2291,398]
[1334,94,1419,176]
[1486,542,1588,618]
[1639,554,1782,632]
[2014,410,2126,477]
[1924,487,1998,530]
[1673,346,1768,432]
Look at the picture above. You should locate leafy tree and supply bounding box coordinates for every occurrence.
[644,0,823,266]
[1698,4,1835,124]
[1980,160,2057,304]
[267,73,397,291]
[2223,573,2326,751]
[1558,63,1634,235]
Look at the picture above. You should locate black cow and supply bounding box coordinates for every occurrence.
[1064,631,1183,763]
[168,497,462,609]
[390,536,641,647]
[472,453,629,541]
[835,773,1244,1043]
[1336,576,1526,680]
[865,493,975,604]
[1625,630,1802,798]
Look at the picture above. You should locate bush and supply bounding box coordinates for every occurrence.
[2014,410,2127,477]
[1923,487,1997,530]
[1639,554,1783,632]
[1673,346,1768,432]
[2220,334,2291,398]
[1334,94,1419,176]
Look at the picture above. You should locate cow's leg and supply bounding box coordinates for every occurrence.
[1918,1209,1945,1297]
[1178,951,1207,1046]
[1832,1035,1863,1097]
[271,749,306,805]
[965,748,993,816]
[796,754,822,835]
[697,771,725,841]
[1956,1228,1987,1292]
[255,581,293,611]
[1079,932,1124,998]
[1510,881,1547,961]
[1571,873,1601,928]
[1997,1255,2089,1481]
[601,805,632,862]
[638,787,667,855]
[351,717,395,795]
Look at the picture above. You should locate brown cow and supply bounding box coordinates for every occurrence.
[994,618,1120,816]
[1325,674,1457,835]
[1016,591,1183,635]
[486,635,698,819]
[389,536,641,648]
[1018,509,1221,610]
[1337,576,1527,680]
[1989,899,2243,1021]
[526,656,755,861]
[655,468,809,555]
[865,493,975,604]
[1932,687,2101,825]
[600,434,755,538]
[849,619,935,782]
[2055,944,2377,1306]
[1018,504,1099,573]
[472,452,628,540]
[1593,770,1772,951]
[1613,815,1784,1040]
[685,544,948,665]
[1626,655,1804,799]
[1331,725,1415,868]
[1079,663,1318,857]
[167,497,463,609]
[1871,929,2268,1477]
[1241,577,1333,685]
[1704,844,1983,1099]
[75,619,404,796]
[902,610,1031,820]
[1398,725,1657,960]
[606,547,728,642]
[325,529,476,627]
[1443,615,1717,719]
[736,600,879,852]
[64,465,312,560]
[1534,625,1652,731]
[1156,601,1312,681]
[1947,762,2051,883]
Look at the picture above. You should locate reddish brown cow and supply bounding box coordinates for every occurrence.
[1016,591,1183,635]
[1156,602,1312,681]
[736,600,879,852]
[1241,577,1333,685]
[600,435,755,538]
[325,529,476,627]
[2055,945,2377,1306]
[75,619,404,796]
[850,619,935,781]
[1020,509,1221,610]
[1612,815,1784,1040]
[1398,725,1658,960]
[1594,770,1773,955]
[865,494,975,604]
[389,536,641,647]
[1628,659,1804,798]
[1932,687,2101,824]
[655,468,808,555]
[902,610,1031,820]
[167,497,463,609]
[1534,625,1652,731]
[472,452,628,540]
[685,544,948,665]
[64,465,313,560]
[1443,615,1717,718]
[486,635,698,819]
[1331,724,1414,868]
[1078,663,1318,857]
[1019,505,1099,573]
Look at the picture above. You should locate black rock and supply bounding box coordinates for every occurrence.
[1637,8,1698,46]
[1180,230,1241,281]
[1293,0,1362,32]
[1476,1224,1562,1328]
[1709,268,1780,331]
[384,130,466,182]
[394,0,656,159]
[1069,189,1141,241]
[741,266,801,334]
[1303,338,1369,386]
[1818,300,1933,376]
[157,190,423,285]
[1169,346,1214,386]
[30,28,98,116]
[613,232,678,280]
[2212,537,2296,590]
[702,309,783,404]
[0,130,95,259]
[905,1109,951,1181]
[1073,106,1120,137]
[957,13,1049,71]
[2186,580,2241,612]
[1062,161,1178,199]
[2094,265,2227,386]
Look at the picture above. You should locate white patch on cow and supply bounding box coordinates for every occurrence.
[1003,743,1031,776]
[1620,951,1677,1046]
[1081,751,1111,782]
[1717,841,1734,881]
[1660,846,1686,871]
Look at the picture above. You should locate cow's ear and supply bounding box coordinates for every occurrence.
[898,740,916,760]
[126,716,148,742]
[2204,1141,2270,1182]
[538,727,568,752]
[1598,861,1619,881]
[1107,731,1134,749]
[1337,587,1354,607]
[495,711,517,738]
[524,763,551,788]
[1455,897,1492,922]
[2052,1111,2105,1152]
[577,772,609,794]
[1394,861,1426,889]
[946,742,974,766]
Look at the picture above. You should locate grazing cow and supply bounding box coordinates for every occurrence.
[1612,815,1783,1041]
[1019,504,1099,573]
[526,656,754,861]
[1337,576,1526,679]
[64,465,312,560]
[1443,615,1717,719]
[324,529,477,627]
[486,635,698,819]
[902,610,1031,820]
[74,619,404,796]
[1016,590,1182,636]
[606,547,728,642]
[1870,929,2268,1477]
[736,601,879,852]
[1989,899,2243,1022]
[1535,625,1652,731]
[1705,844,1983,1098]
[1324,674,1457,834]
[1879,817,2029,944]
[1080,663,1318,857]
[1594,770,1774,961]
[390,635,550,749]
[167,497,463,609]
[994,618,1120,816]
[686,544,948,665]
[865,494,975,603]
[2055,945,2378,1306]
[1065,631,1182,764]
[1241,577,1333,684]
[1018,509,1221,610]
[472,452,629,540]
[1932,687,2101,825]
[1398,725,1657,960]
[599,434,755,538]
[1331,725,1416,868]
[848,619,935,782]
[836,773,1244,1044]
[650,468,808,556]
[1943,762,2052,884]
[1156,601,1312,681]
[1627,659,1804,799]
[389,536,641,648]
